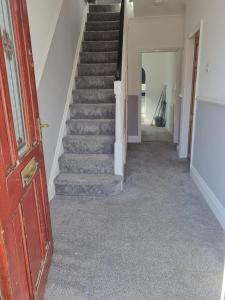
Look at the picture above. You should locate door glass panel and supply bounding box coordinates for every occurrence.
[0,0,27,155]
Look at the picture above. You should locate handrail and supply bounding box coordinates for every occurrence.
[116,0,125,80]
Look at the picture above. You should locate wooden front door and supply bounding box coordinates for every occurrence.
[188,31,200,158]
[0,1,53,299]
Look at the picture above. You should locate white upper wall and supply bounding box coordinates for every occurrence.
[185,0,225,102]
[27,0,63,87]
[128,15,184,95]
[133,0,185,17]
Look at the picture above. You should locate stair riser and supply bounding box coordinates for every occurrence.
[82,41,119,52]
[76,77,114,89]
[89,5,120,13]
[63,138,114,154]
[70,104,115,119]
[78,64,116,76]
[86,21,120,31]
[87,13,120,22]
[84,31,119,41]
[55,182,122,197]
[73,90,115,104]
[59,157,114,174]
[80,52,118,64]
[67,120,115,135]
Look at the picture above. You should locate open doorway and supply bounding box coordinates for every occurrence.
[141,52,178,143]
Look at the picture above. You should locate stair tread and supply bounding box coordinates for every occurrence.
[74,88,114,91]
[77,75,115,78]
[55,173,122,185]
[85,30,119,33]
[79,63,117,66]
[81,51,118,54]
[61,153,114,160]
[70,103,115,106]
[68,118,115,121]
[64,135,114,140]
[86,20,120,24]
[88,12,120,14]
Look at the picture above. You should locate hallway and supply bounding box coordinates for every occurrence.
[45,142,225,300]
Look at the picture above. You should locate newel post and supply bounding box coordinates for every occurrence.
[114,81,124,177]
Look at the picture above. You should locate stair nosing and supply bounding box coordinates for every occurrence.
[86,20,120,23]
[88,12,120,14]
[81,50,118,53]
[83,40,119,43]
[68,118,115,121]
[85,30,119,33]
[76,75,115,78]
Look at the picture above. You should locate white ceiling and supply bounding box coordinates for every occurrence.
[133,0,186,17]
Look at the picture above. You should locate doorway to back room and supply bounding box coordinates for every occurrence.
[141,52,177,143]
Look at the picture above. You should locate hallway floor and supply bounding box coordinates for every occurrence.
[142,125,172,142]
[45,142,225,300]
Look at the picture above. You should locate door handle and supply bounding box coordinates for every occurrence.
[40,123,49,129]
[21,158,38,187]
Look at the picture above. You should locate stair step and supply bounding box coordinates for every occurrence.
[82,41,119,52]
[80,51,118,63]
[86,21,120,31]
[78,63,117,76]
[67,119,115,135]
[63,135,114,154]
[70,103,115,119]
[84,30,119,41]
[76,76,115,89]
[55,173,122,196]
[59,153,114,174]
[87,12,120,22]
[73,89,115,104]
[89,4,120,13]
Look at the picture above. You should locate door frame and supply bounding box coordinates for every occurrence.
[137,47,182,143]
[178,20,203,162]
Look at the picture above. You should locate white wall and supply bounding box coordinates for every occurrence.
[142,52,177,131]
[128,15,184,95]
[27,0,87,198]
[183,0,225,230]
[185,0,225,101]
[27,0,63,87]
[127,15,184,139]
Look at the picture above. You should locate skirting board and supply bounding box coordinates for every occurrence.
[190,165,225,231]
[47,5,88,201]
[128,136,141,143]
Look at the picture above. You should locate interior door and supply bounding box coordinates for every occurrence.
[188,31,200,158]
[0,0,53,299]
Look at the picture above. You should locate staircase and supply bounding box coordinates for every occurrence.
[55,4,123,197]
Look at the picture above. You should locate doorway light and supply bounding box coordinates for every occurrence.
[152,0,165,6]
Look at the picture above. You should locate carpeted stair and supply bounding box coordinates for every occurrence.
[55,3,123,197]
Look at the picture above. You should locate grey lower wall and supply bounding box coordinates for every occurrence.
[128,95,139,137]
[193,100,225,206]
[37,0,86,181]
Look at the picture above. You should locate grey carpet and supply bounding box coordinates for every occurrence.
[55,4,122,197]
[142,125,173,143]
[45,141,225,300]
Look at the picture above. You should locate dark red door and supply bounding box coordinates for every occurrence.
[0,0,53,299]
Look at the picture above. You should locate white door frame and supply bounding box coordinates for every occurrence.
[178,20,203,161]
[138,48,182,143]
